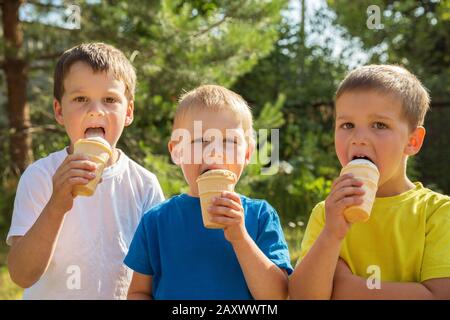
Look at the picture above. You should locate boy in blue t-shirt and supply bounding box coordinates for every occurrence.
[124,85,292,299]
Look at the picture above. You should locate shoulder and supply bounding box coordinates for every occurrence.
[415,186,450,220]
[140,194,183,223]
[19,149,66,185]
[121,153,160,184]
[240,196,283,226]
[241,196,276,215]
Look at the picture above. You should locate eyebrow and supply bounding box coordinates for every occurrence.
[336,114,394,121]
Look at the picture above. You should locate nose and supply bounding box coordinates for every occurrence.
[87,101,106,117]
[204,141,224,165]
[350,127,369,146]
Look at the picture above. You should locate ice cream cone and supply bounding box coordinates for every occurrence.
[340,159,379,223]
[196,169,237,229]
[73,137,112,197]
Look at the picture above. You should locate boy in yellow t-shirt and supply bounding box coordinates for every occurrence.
[289,65,450,299]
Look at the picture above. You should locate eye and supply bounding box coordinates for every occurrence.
[340,122,354,129]
[73,96,88,103]
[373,122,388,129]
[104,97,117,103]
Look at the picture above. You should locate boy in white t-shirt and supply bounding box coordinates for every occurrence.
[6,43,165,299]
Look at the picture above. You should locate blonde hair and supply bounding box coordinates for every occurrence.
[335,64,430,128]
[174,85,253,133]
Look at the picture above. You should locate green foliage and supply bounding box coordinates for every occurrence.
[326,0,450,194]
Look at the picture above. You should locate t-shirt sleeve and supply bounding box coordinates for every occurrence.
[124,215,154,276]
[421,199,450,282]
[297,202,326,266]
[6,165,52,246]
[256,202,294,275]
[142,173,165,213]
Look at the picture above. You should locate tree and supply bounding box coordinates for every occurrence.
[0,0,287,176]
[326,0,450,192]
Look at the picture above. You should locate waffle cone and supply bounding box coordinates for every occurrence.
[340,159,379,223]
[196,169,237,229]
[72,137,112,197]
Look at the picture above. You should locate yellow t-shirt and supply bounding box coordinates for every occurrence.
[299,182,450,282]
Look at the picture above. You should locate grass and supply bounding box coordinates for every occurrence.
[0,243,23,300]
[0,224,304,300]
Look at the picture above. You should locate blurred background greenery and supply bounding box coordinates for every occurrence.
[1,0,449,299]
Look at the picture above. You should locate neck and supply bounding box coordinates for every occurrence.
[376,160,416,197]
[187,188,199,198]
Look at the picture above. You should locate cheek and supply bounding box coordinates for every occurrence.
[334,131,347,163]
[181,164,200,182]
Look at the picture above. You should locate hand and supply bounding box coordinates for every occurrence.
[324,173,365,240]
[47,154,98,215]
[208,191,247,243]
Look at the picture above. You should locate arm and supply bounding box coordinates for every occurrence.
[332,259,450,300]
[231,234,289,300]
[7,154,97,288]
[288,174,365,300]
[209,191,288,300]
[288,230,342,299]
[127,271,153,300]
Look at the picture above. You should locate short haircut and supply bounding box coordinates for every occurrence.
[54,42,136,102]
[174,85,253,134]
[335,64,430,128]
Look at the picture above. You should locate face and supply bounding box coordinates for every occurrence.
[54,61,134,154]
[335,90,425,195]
[168,109,254,197]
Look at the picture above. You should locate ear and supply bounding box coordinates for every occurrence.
[125,100,134,126]
[405,126,426,156]
[244,137,256,165]
[168,140,182,166]
[53,98,64,125]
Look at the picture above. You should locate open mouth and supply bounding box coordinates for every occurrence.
[352,155,374,164]
[200,167,223,175]
[84,126,105,138]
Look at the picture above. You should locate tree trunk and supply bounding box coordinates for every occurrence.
[1,0,33,175]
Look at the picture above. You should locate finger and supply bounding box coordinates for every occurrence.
[331,173,354,189]
[210,216,239,226]
[220,191,242,205]
[68,159,98,171]
[211,196,242,211]
[58,160,97,179]
[333,186,365,202]
[330,178,364,198]
[208,206,242,219]
[333,177,363,191]
[335,196,364,211]
[58,170,96,189]
[62,153,91,167]
[63,176,91,190]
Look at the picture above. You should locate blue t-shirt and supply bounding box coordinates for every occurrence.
[124,193,293,300]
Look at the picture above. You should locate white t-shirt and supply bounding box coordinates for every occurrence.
[6,148,165,299]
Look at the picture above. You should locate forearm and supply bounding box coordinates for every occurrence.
[127,292,152,300]
[7,202,66,288]
[232,234,288,300]
[289,230,342,300]
[332,275,435,300]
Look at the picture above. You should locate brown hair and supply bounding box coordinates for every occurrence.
[174,84,253,133]
[53,42,136,102]
[335,64,430,128]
